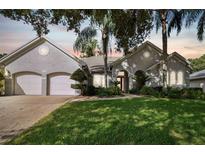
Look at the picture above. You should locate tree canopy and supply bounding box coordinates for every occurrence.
[112,10,153,55]
[73,26,98,57]
[0,9,154,55]
[189,54,205,72]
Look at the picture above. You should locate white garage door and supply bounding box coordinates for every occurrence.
[49,74,77,95]
[15,73,42,95]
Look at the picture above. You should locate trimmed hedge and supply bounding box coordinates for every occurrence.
[139,86,205,100]
[96,86,121,97]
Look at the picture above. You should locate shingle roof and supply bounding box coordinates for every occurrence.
[82,56,119,72]
[190,69,205,80]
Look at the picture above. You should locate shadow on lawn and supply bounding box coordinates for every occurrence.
[8,97,205,145]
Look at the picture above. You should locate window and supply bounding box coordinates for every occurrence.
[177,71,184,85]
[93,74,105,87]
[170,71,176,85]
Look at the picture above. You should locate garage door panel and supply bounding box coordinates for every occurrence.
[49,75,77,95]
[15,74,42,95]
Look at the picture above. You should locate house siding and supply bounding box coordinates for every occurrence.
[4,41,80,95]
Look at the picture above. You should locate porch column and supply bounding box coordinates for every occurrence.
[42,74,47,96]
[128,75,133,90]
[5,77,13,96]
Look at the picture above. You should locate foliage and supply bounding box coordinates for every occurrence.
[0,9,90,36]
[70,68,87,83]
[182,10,205,41]
[140,86,205,100]
[133,70,150,90]
[70,69,87,95]
[181,88,204,99]
[129,88,139,94]
[140,86,160,97]
[91,10,115,88]
[0,9,51,36]
[112,10,153,54]
[96,84,121,97]
[110,80,121,95]
[154,10,183,88]
[70,69,96,96]
[166,87,182,99]
[189,54,205,72]
[8,97,205,144]
[73,26,98,57]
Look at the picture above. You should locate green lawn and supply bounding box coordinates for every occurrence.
[8,97,205,145]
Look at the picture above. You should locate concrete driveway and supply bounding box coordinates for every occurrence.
[0,96,74,144]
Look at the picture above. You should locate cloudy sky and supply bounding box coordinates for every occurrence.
[0,14,204,59]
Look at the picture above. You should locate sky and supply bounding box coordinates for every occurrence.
[0,14,205,59]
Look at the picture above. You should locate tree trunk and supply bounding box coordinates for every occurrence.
[123,45,129,55]
[160,10,168,88]
[104,53,108,88]
[102,30,109,88]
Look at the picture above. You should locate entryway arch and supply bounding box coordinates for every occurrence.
[117,70,129,92]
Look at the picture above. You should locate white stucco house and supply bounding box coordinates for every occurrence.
[0,36,192,96]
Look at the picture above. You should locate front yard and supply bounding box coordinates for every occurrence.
[8,97,205,144]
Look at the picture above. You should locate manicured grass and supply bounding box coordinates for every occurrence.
[8,97,205,144]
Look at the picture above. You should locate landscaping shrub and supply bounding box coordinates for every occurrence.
[109,80,121,95]
[129,88,139,94]
[96,87,112,97]
[96,85,121,97]
[167,87,182,99]
[85,85,96,96]
[139,86,205,100]
[71,68,95,96]
[181,88,204,99]
[133,70,150,91]
[140,86,160,97]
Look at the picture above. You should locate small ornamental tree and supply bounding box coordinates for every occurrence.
[133,70,150,90]
[70,68,87,95]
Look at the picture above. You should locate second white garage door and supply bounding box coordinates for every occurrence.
[49,74,77,95]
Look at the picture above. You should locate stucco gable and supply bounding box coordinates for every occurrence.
[167,52,191,69]
[0,36,85,66]
[110,41,163,66]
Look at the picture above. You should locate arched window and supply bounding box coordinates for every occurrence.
[170,71,176,85]
[177,71,184,85]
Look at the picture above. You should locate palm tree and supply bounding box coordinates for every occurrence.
[100,12,115,88]
[73,26,97,57]
[154,10,183,88]
[182,10,205,41]
[73,10,114,88]
[90,10,115,88]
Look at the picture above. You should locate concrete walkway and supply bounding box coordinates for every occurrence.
[0,96,74,144]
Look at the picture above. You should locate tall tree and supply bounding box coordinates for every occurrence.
[112,10,153,55]
[154,10,183,88]
[73,26,98,57]
[0,9,50,36]
[89,10,115,88]
[0,9,89,36]
[189,54,205,72]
